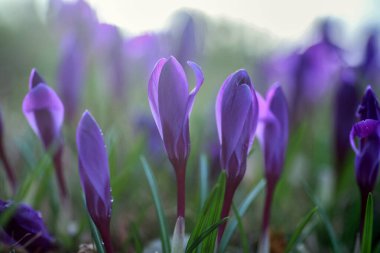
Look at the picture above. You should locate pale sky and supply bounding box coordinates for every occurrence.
[2,0,379,41]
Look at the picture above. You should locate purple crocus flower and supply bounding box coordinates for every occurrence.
[256,84,289,251]
[358,31,380,86]
[334,69,359,177]
[215,69,259,241]
[76,111,113,253]
[350,86,380,233]
[22,69,67,198]
[0,199,55,252]
[148,56,204,218]
[0,108,16,191]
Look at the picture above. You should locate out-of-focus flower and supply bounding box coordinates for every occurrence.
[168,12,205,67]
[256,84,289,251]
[22,69,67,197]
[334,69,359,176]
[57,34,86,123]
[0,108,16,191]
[358,30,380,86]
[94,23,126,98]
[0,199,55,252]
[215,69,258,241]
[76,111,113,253]
[148,56,204,218]
[262,26,342,125]
[350,86,380,233]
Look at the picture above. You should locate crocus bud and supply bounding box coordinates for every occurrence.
[22,69,67,197]
[215,69,259,241]
[350,86,380,233]
[76,111,113,253]
[256,84,289,251]
[0,108,16,191]
[148,56,204,218]
[0,199,55,252]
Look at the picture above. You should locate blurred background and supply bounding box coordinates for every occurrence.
[0,0,380,252]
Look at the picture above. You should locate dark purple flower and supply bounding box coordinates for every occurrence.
[148,56,204,218]
[215,69,259,241]
[23,69,67,197]
[333,69,359,176]
[57,34,86,123]
[0,199,55,252]
[350,86,380,234]
[256,84,289,250]
[76,111,113,253]
[0,108,16,191]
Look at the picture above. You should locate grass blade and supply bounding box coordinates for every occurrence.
[140,156,171,253]
[186,218,228,253]
[285,206,318,253]
[303,183,341,253]
[232,204,249,253]
[199,154,209,209]
[219,179,265,252]
[186,172,226,253]
[361,193,373,253]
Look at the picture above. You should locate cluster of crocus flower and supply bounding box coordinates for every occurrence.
[22,69,67,198]
[350,86,380,235]
[215,69,259,241]
[0,199,55,252]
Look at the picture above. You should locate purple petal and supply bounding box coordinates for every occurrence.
[148,58,168,138]
[158,57,189,160]
[350,119,380,155]
[185,61,204,117]
[22,84,64,147]
[357,86,380,121]
[0,200,55,252]
[29,69,46,89]
[76,111,113,252]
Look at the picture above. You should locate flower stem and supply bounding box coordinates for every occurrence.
[176,167,186,218]
[217,182,236,243]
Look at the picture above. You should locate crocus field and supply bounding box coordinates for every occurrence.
[0,0,380,252]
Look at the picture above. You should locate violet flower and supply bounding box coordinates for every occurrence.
[0,108,16,191]
[22,69,67,198]
[76,111,113,253]
[334,69,359,177]
[215,69,259,241]
[350,86,380,233]
[148,56,204,218]
[0,199,55,252]
[358,31,380,86]
[256,84,289,251]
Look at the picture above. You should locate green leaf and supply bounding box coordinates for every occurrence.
[186,172,227,253]
[186,218,228,253]
[219,179,266,252]
[232,204,249,253]
[199,154,209,209]
[140,156,171,253]
[82,194,105,253]
[303,183,341,253]
[361,193,373,253]
[285,207,318,253]
[129,222,144,253]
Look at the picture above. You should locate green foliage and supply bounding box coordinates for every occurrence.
[285,207,318,253]
[186,172,227,253]
[361,193,373,253]
[219,179,266,252]
[140,156,171,253]
[231,204,249,253]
